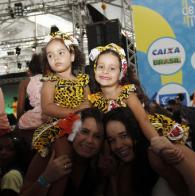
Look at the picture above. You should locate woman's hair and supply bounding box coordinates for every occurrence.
[42,38,85,76]
[80,107,105,135]
[27,53,43,75]
[0,132,31,175]
[103,107,141,143]
[103,107,158,195]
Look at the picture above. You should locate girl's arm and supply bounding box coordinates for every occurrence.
[41,82,90,118]
[17,78,30,119]
[126,93,159,141]
[76,85,91,111]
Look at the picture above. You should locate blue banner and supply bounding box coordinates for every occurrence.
[133,0,195,105]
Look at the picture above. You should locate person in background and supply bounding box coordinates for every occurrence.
[189,92,195,107]
[16,53,45,130]
[0,87,11,136]
[30,31,91,196]
[20,108,105,196]
[0,132,31,196]
[11,97,18,119]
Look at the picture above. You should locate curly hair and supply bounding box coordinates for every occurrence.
[42,38,85,76]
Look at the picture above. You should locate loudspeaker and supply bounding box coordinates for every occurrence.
[86,19,122,53]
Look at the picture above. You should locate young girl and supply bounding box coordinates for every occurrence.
[31,31,90,196]
[88,43,188,145]
[88,43,195,195]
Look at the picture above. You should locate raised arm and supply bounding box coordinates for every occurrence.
[126,93,159,141]
[20,151,72,196]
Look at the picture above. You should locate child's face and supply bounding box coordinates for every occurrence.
[95,53,120,87]
[73,117,104,158]
[106,120,134,162]
[46,39,75,74]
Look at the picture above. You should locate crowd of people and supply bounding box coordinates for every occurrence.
[1,30,195,196]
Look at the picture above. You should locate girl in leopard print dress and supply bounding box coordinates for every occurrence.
[30,31,91,196]
[88,43,195,196]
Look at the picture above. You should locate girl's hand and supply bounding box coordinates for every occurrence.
[150,136,173,154]
[160,147,184,165]
[150,136,184,164]
[42,151,72,183]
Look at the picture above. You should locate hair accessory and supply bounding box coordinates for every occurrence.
[44,31,79,50]
[58,113,81,141]
[89,43,128,80]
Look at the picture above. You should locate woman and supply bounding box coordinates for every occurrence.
[103,107,158,196]
[20,107,105,196]
[104,107,195,196]
[0,132,31,196]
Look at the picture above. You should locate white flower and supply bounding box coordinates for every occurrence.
[67,120,82,142]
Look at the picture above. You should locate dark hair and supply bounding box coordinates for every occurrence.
[103,107,141,142]
[0,132,31,176]
[28,53,43,75]
[42,39,85,76]
[80,107,105,135]
[88,48,150,107]
[103,107,158,195]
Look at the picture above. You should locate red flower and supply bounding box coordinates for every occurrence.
[58,113,80,137]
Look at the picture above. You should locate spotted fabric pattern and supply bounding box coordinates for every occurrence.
[148,113,189,144]
[88,84,189,144]
[88,84,136,112]
[32,73,89,157]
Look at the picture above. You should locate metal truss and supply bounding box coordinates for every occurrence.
[121,0,137,73]
[0,0,136,71]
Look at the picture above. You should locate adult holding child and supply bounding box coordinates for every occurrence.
[20,108,105,196]
[88,43,194,195]
[29,31,91,196]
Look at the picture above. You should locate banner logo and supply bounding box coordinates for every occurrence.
[148,37,185,75]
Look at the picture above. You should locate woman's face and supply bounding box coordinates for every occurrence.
[106,120,134,162]
[0,137,16,167]
[73,117,104,158]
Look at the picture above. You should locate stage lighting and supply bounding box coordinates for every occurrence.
[17,62,22,69]
[8,6,15,18]
[16,47,21,55]
[14,3,23,16]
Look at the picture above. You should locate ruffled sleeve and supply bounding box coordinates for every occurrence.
[77,74,89,86]
[119,84,136,100]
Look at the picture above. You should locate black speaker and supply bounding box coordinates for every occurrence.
[86,19,122,53]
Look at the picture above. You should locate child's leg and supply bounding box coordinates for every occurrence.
[148,150,188,196]
[48,136,72,196]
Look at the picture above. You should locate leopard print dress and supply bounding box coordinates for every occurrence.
[88,84,189,144]
[32,73,89,157]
